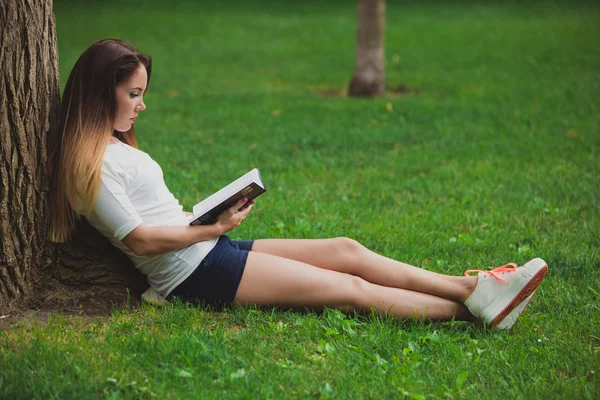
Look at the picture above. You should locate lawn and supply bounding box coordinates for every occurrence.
[1,0,599,398]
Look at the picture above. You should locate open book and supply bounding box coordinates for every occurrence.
[188,168,265,226]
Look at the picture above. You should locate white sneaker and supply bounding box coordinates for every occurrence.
[141,287,171,306]
[464,258,548,330]
[495,258,547,330]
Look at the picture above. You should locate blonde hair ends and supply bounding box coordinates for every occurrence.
[48,39,151,242]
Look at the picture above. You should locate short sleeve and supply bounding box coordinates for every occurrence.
[91,160,143,241]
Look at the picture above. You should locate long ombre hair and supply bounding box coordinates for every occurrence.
[48,39,152,242]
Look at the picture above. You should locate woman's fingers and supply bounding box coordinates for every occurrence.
[238,203,254,217]
[218,198,255,232]
[239,199,256,211]
[224,198,248,217]
[234,198,249,211]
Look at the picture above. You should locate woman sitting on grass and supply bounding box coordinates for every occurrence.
[48,39,548,330]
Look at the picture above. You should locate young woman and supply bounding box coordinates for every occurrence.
[48,39,548,330]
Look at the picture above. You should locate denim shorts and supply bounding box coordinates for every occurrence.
[168,235,254,308]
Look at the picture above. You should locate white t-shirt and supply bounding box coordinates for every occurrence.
[77,140,218,296]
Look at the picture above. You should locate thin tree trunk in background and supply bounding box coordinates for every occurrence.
[348,0,386,97]
[0,0,60,310]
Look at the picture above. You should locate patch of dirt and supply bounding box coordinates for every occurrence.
[317,84,418,98]
[319,87,347,97]
[0,283,142,330]
[387,84,419,97]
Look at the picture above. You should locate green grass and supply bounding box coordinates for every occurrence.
[2,0,599,398]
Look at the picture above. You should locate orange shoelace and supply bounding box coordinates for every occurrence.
[464,263,518,282]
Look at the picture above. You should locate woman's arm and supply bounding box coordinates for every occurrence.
[122,223,223,256]
[122,198,254,256]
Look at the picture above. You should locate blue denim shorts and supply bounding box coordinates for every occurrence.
[168,235,254,308]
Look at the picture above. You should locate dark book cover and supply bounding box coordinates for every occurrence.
[189,182,265,226]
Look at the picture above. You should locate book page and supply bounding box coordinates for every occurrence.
[192,169,263,217]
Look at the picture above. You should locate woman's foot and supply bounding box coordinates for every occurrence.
[463,258,548,330]
[141,287,171,306]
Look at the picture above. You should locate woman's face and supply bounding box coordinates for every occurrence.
[114,64,148,132]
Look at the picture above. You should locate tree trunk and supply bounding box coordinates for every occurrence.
[0,0,59,310]
[0,0,146,315]
[348,0,386,97]
[45,219,147,313]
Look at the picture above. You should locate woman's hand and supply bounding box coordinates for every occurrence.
[215,198,255,234]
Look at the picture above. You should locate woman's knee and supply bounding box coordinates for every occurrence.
[332,237,366,273]
[341,274,371,310]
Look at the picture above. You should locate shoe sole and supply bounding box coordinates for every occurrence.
[490,260,547,329]
[496,292,535,330]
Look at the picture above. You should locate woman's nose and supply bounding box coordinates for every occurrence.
[137,100,146,112]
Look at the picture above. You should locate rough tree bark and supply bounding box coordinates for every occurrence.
[0,0,145,315]
[0,0,59,310]
[348,0,386,97]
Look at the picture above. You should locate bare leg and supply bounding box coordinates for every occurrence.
[252,237,477,303]
[235,251,475,321]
